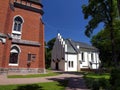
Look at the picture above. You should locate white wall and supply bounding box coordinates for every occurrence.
[91,53,100,69]
[79,52,89,68]
[79,52,100,69]
[65,54,77,71]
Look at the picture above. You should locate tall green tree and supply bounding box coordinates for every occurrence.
[45,38,56,69]
[91,20,120,67]
[82,0,118,66]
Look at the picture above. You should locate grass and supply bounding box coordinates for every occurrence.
[0,80,68,90]
[8,70,61,78]
[85,72,110,79]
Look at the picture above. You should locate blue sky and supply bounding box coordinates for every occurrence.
[42,0,104,44]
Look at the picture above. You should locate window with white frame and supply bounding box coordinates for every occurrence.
[9,45,21,66]
[12,16,24,39]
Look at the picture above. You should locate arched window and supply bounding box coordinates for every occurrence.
[13,16,23,32]
[9,45,21,66]
[12,16,24,39]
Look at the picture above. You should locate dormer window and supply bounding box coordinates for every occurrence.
[12,16,24,39]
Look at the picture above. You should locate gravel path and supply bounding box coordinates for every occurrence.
[0,71,89,90]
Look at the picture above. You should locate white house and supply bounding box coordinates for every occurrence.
[51,33,101,71]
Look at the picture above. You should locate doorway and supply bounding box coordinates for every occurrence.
[56,62,59,70]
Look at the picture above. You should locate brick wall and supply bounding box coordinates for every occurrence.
[0,0,45,73]
[0,43,3,67]
[0,0,10,33]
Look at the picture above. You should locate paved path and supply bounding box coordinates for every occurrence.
[0,71,89,90]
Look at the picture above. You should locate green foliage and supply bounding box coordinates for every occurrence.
[82,0,120,67]
[91,20,120,67]
[84,72,110,90]
[45,38,56,69]
[110,68,120,90]
[47,38,56,51]
[82,0,114,37]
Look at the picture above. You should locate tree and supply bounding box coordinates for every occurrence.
[82,0,118,66]
[91,20,120,67]
[47,38,56,51]
[45,38,56,69]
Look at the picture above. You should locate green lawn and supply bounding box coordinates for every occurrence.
[8,70,61,78]
[85,72,110,79]
[0,80,68,90]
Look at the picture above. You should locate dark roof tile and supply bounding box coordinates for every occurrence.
[64,39,98,53]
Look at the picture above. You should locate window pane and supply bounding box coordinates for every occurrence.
[69,61,70,67]
[71,61,73,67]
[18,23,21,31]
[82,52,84,62]
[28,54,31,62]
[13,16,23,32]
[9,53,18,64]
[14,22,17,31]
[91,53,94,62]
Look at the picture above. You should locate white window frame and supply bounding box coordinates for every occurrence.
[9,45,21,66]
[12,15,24,39]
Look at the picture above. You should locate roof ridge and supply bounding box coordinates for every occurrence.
[67,39,79,53]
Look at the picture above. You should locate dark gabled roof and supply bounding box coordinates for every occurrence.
[73,40,98,50]
[64,39,77,54]
[64,39,98,53]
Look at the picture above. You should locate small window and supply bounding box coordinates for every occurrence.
[71,61,73,67]
[81,52,85,62]
[69,61,71,67]
[68,61,74,68]
[27,54,36,62]
[91,53,94,62]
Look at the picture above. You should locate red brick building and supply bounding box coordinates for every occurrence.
[0,0,45,73]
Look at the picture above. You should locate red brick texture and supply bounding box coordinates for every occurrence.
[0,0,45,73]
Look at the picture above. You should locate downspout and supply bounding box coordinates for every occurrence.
[67,53,68,71]
[77,53,80,71]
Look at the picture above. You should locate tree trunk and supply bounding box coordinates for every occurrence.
[110,0,117,67]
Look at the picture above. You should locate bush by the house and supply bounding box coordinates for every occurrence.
[110,68,120,90]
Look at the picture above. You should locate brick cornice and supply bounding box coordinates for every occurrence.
[0,33,7,38]
[12,39,40,47]
[13,2,44,15]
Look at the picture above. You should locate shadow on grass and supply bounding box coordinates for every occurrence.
[13,84,43,90]
[12,80,68,90]
[47,77,88,89]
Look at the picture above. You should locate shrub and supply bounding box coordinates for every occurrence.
[92,79,100,90]
[110,67,120,90]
